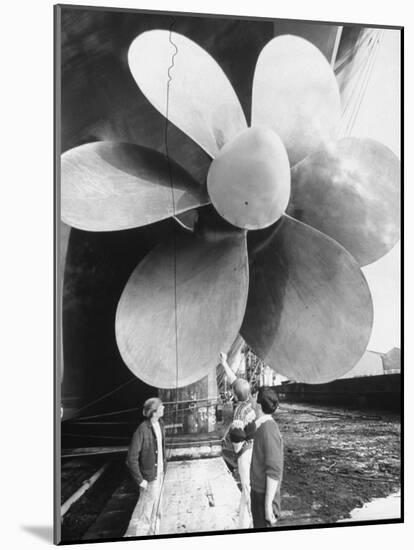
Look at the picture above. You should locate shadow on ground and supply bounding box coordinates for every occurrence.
[21,525,53,543]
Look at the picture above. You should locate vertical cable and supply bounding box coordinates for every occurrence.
[148,18,179,536]
[165,19,180,415]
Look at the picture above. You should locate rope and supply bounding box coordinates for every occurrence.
[73,377,139,417]
[166,22,180,437]
[340,40,373,133]
[338,44,369,134]
[338,30,383,138]
[342,34,375,135]
[165,18,181,449]
[64,433,130,440]
[72,407,140,422]
[70,403,214,424]
[67,421,137,426]
[346,30,383,136]
[143,19,180,537]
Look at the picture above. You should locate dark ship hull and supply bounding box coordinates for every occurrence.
[279,350,401,411]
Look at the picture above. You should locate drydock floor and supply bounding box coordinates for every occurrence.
[60,402,401,542]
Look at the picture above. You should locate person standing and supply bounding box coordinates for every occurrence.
[250,386,283,528]
[219,352,256,528]
[126,397,166,536]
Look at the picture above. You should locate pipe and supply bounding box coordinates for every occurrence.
[61,462,110,516]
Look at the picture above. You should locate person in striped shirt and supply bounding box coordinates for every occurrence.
[219,352,256,528]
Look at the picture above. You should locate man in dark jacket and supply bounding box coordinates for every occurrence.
[126,397,166,536]
[250,386,283,528]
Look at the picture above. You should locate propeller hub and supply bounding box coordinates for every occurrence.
[207,127,291,230]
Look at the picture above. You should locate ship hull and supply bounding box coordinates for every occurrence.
[280,373,401,411]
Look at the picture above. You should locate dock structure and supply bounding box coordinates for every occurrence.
[125,457,241,537]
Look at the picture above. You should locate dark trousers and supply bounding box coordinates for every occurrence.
[250,490,268,528]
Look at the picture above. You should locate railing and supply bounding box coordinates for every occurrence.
[162,398,233,436]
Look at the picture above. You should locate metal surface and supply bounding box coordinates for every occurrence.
[61,141,209,231]
[59,222,71,379]
[241,215,373,383]
[128,30,248,158]
[252,35,341,166]
[288,138,400,266]
[116,231,249,388]
[207,127,290,230]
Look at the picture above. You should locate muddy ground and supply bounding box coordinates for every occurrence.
[246,402,401,525]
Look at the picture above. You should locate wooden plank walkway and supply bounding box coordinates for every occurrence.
[125,457,240,537]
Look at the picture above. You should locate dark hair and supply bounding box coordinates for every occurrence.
[142,397,162,418]
[257,386,279,414]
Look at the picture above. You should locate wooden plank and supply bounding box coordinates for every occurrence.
[124,458,240,537]
[159,458,240,535]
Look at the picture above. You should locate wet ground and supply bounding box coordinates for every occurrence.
[339,491,400,522]
[267,402,401,525]
[60,401,401,541]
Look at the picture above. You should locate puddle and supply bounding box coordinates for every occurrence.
[338,491,401,522]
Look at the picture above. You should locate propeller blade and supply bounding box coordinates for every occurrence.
[241,216,373,383]
[61,141,209,231]
[128,30,248,157]
[173,209,199,232]
[252,35,341,166]
[287,137,400,266]
[116,231,249,388]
